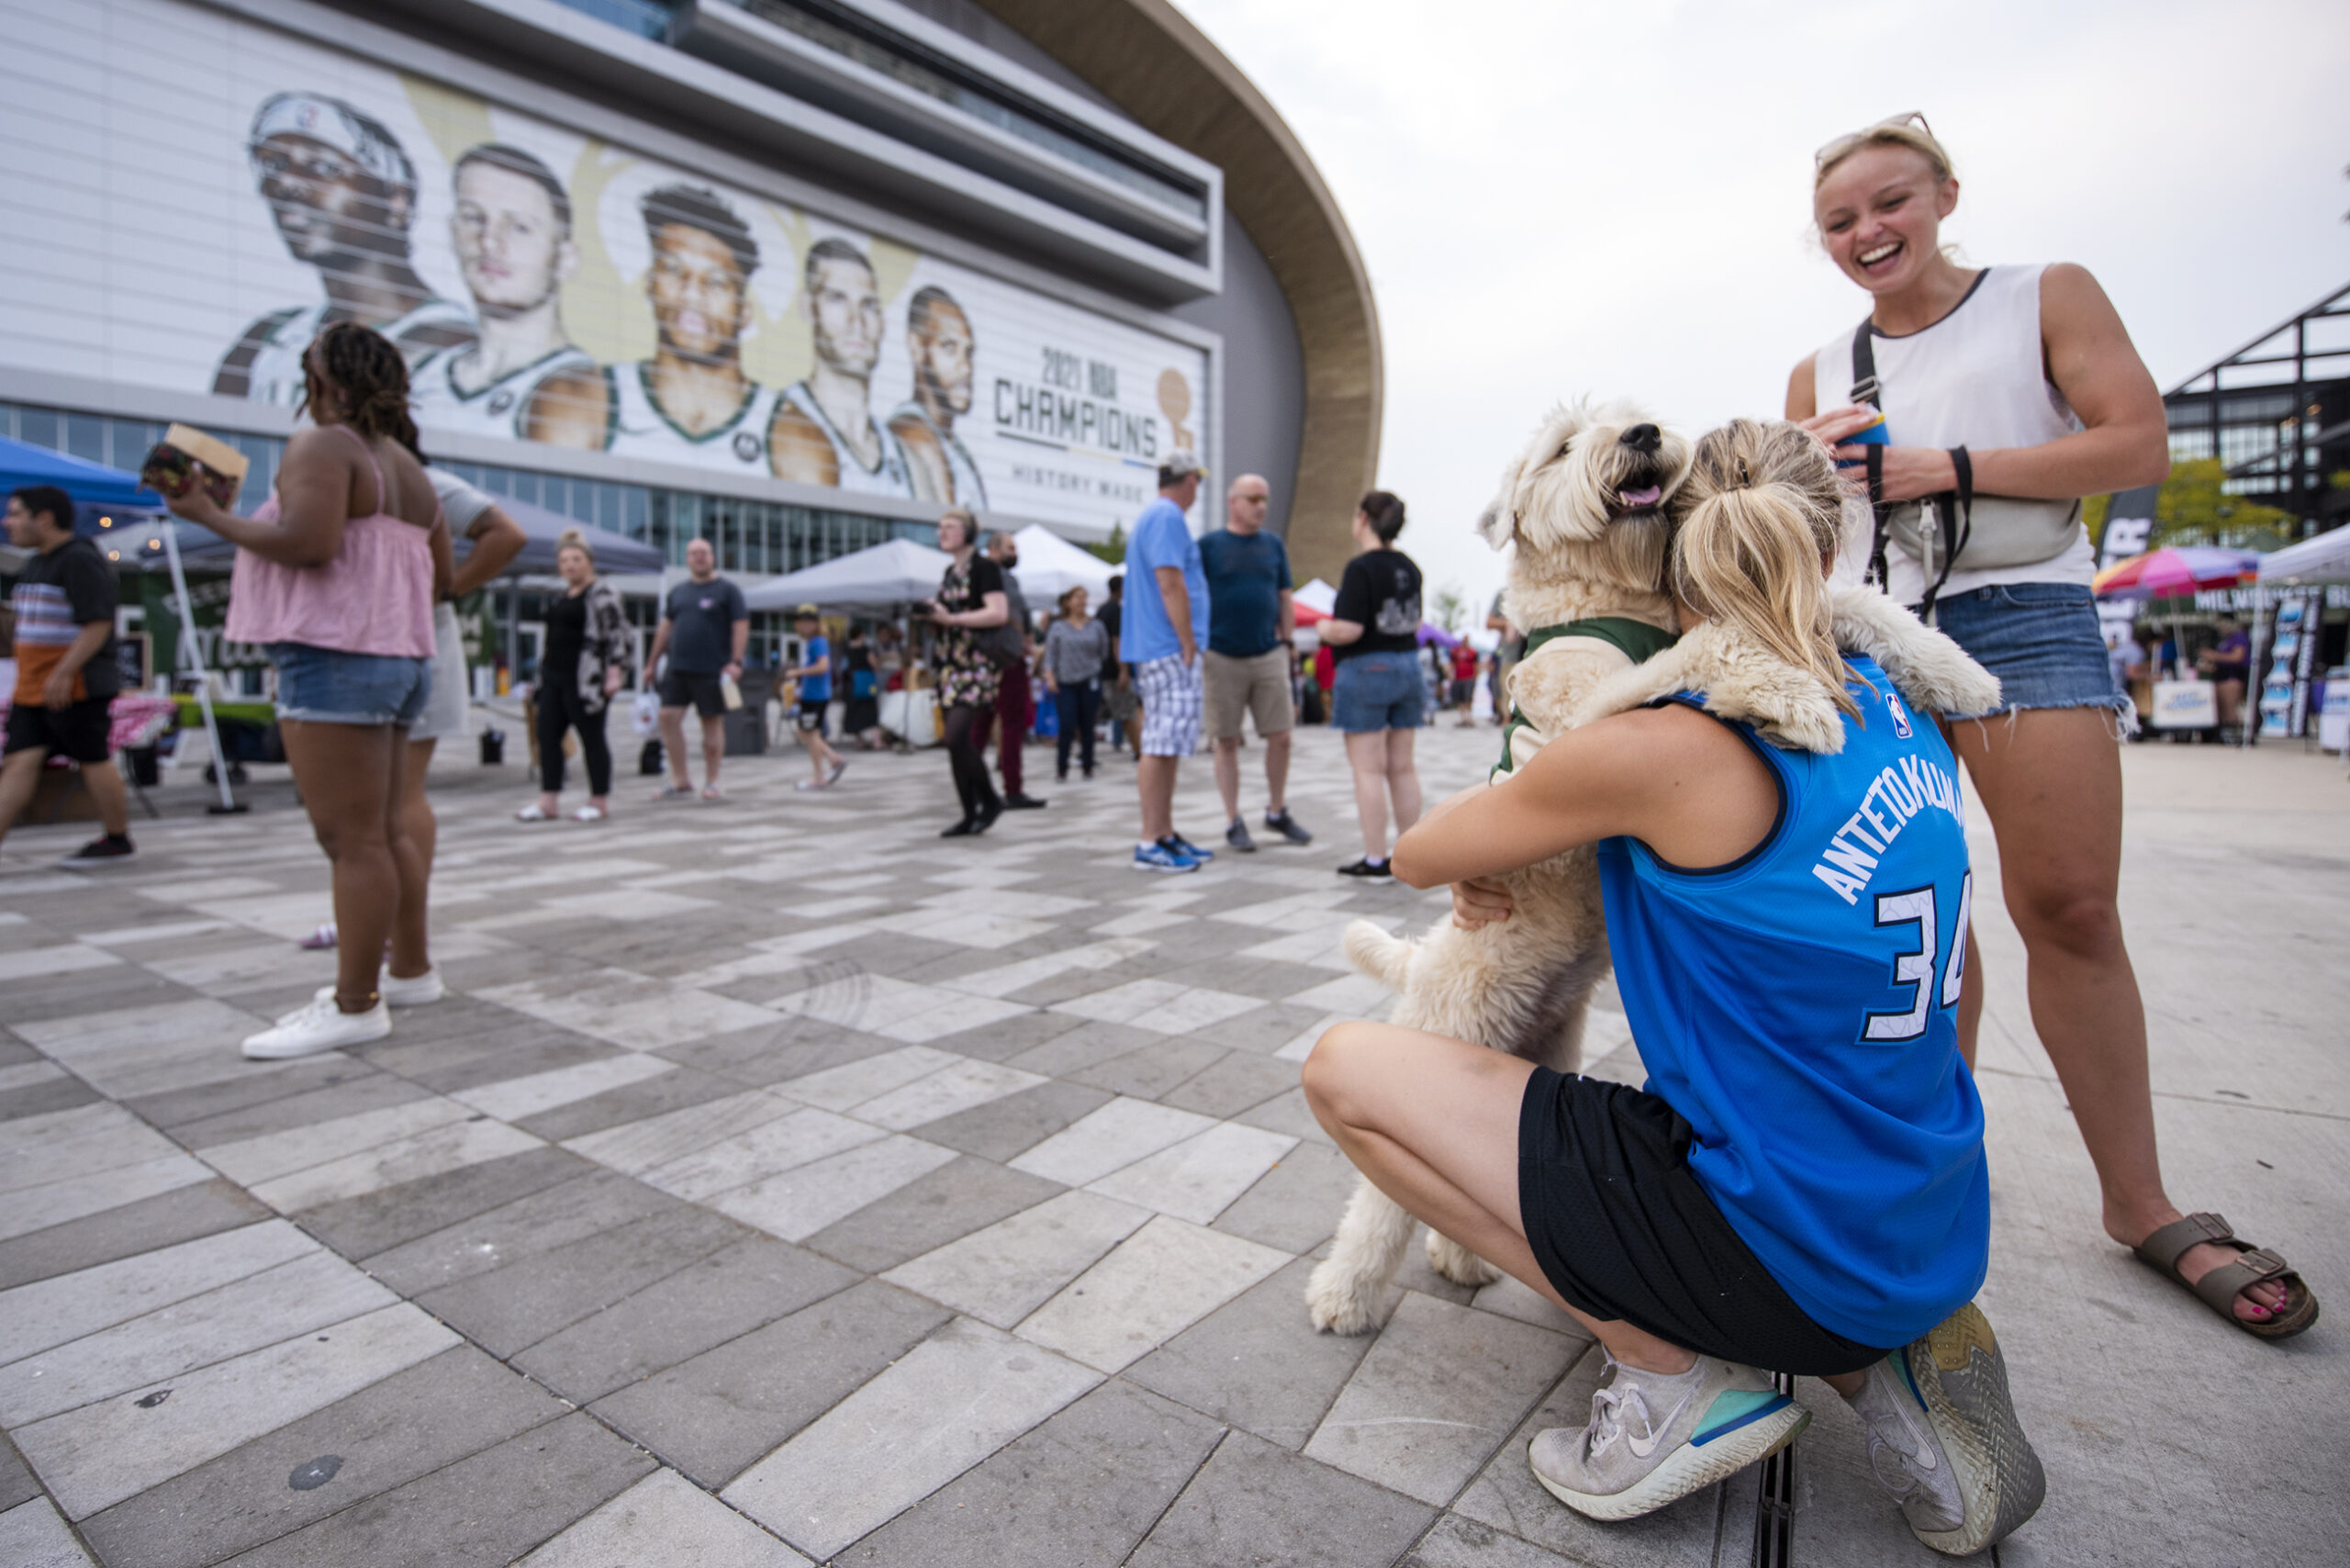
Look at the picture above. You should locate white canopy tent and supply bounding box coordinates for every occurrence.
[1294,577,1338,615]
[740,538,953,612]
[1007,524,1114,604]
[2257,527,2350,587]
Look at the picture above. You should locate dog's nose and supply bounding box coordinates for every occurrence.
[1620,424,1662,454]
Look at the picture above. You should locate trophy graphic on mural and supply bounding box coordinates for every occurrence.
[1157,367,1194,453]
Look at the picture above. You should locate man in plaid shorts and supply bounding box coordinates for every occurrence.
[1122,452,1215,872]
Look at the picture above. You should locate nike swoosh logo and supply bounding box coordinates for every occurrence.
[1626,1391,1695,1458]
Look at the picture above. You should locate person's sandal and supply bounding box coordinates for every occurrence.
[2132,1213,2319,1339]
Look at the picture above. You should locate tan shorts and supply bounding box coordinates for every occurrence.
[1203,646,1294,741]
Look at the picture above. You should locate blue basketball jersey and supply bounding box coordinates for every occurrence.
[1596,653,1988,1349]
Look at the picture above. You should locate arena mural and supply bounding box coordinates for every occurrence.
[0,0,1206,533]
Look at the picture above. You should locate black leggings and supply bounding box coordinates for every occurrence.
[536,677,611,796]
[943,702,1000,822]
[1054,678,1101,776]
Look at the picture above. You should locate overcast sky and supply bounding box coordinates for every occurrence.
[1178,0,2350,610]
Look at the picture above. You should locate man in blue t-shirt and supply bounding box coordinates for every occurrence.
[784,604,846,792]
[1122,450,1214,872]
[1198,474,1313,853]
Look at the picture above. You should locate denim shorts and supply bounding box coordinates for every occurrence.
[1330,650,1426,733]
[269,642,432,726]
[1924,583,2129,723]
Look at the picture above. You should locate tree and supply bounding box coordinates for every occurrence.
[1081,522,1125,566]
[2151,458,2294,549]
[1431,584,1467,633]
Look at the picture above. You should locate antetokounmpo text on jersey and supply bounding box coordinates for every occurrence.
[1810,756,1964,905]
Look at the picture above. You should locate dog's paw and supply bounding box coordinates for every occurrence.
[1427,1229,1503,1289]
[1304,1257,1383,1335]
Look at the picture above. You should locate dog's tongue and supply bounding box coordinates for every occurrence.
[1618,485,1662,510]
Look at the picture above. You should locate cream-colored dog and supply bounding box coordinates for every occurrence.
[1304,404,2000,1335]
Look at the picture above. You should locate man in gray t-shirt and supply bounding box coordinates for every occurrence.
[643,537,747,799]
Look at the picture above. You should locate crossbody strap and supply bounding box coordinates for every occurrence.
[1851,320,1893,591]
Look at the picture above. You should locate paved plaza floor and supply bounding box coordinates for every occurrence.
[0,717,2341,1566]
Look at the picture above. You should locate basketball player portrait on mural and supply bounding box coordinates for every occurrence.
[205,77,1201,525]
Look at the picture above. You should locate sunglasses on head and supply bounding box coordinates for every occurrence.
[1816,111,1934,170]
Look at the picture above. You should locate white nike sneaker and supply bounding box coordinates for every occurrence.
[1844,1349,1965,1534]
[1879,1304,2047,1557]
[1528,1353,1810,1521]
[242,996,391,1059]
[291,966,443,1021]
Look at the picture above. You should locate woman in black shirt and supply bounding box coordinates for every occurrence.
[520,531,632,823]
[1317,490,1424,877]
[922,508,1011,835]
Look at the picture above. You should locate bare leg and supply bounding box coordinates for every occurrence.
[391,736,436,980]
[658,705,691,789]
[1137,754,1179,842]
[1213,735,1242,820]
[1952,707,2283,1322]
[1345,730,1390,857]
[1386,728,1423,834]
[1304,1020,1695,1373]
[0,746,47,846]
[278,720,402,1013]
[699,713,725,790]
[81,758,130,836]
[1265,727,1292,813]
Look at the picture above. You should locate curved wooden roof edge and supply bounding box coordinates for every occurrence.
[975,0,1383,582]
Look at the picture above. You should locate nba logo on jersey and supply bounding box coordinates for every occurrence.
[1885,689,1913,739]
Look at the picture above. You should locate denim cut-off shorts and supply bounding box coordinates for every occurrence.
[270,642,433,726]
[1924,583,2131,726]
[1330,650,1427,733]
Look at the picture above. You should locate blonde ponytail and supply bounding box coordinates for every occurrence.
[1669,419,1858,715]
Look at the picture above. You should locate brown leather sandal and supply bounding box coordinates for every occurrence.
[2132,1213,2319,1339]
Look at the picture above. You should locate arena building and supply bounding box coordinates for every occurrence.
[0,0,1380,662]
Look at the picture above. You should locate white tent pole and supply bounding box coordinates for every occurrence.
[161,521,243,813]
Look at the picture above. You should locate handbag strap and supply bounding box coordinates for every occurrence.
[1852,319,1894,591]
[1916,446,1971,620]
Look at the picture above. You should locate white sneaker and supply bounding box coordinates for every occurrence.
[1844,1350,1965,1534]
[243,996,391,1059]
[1528,1353,1809,1521]
[292,967,442,1021]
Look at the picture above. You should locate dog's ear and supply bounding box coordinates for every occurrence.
[1475,491,1516,551]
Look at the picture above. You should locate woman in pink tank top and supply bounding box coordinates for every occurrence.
[162,322,450,1059]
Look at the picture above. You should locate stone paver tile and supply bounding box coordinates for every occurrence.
[838,1378,1224,1568]
[1086,1121,1300,1225]
[517,1468,810,1567]
[559,1090,796,1176]
[14,1301,456,1518]
[415,1204,748,1357]
[0,1180,272,1294]
[1159,1050,1303,1118]
[1006,1096,1217,1186]
[164,1070,433,1149]
[0,1074,99,1124]
[1236,1084,1337,1147]
[1127,1256,1392,1450]
[249,1117,545,1214]
[1210,1141,1360,1256]
[221,1409,654,1568]
[861,906,1056,950]
[514,1238,856,1402]
[1052,978,1265,1036]
[359,1170,680,1293]
[0,1249,396,1426]
[1128,1428,1436,1568]
[934,937,1156,1000]
[590,1279,950,1488]
[1017,1215,1292,1373]
[721,1316,1102,1562]
[197,1098,473,1188]
[1404,1513,1585,1567]
[76,1345,565,1568]
[0,1220,312,1362]
[641,1106,887,1202]
[450,1052,677,1122]
[116,1054,368,1136]
[881,1189,1149,1327]
[294,1146,589,1261]
[1304,1290,1578,1506]
[11,999,274,1100]
[844,1058,1046,1130]
[910,1078,1111,1162]
[1451,1342,1722,1564]
[1001,1017,1161,1077]
[0,1103,182,1194]
[1066,1038,1227,1100]
[364,1028,617,1096]
[0,1433,36,1511]
[1282,971,1393,1014]
[0,1496,96,1568]
[708,1134,959,1241]
[767,1045,959,1112]
[1469,1273,1593,1338]
[513,1063,744,1142]
[0,944,118,983]
[0,1154,215,1242]
[805,1154,1064,1274]
[475,971,781,1051]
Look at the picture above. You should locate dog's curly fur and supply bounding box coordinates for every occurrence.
[1304,406,2001,1337]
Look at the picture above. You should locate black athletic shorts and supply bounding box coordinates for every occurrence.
[658,670,727,718]
[794,699,829,734]
[1517,1066,1893,1376]
[5,696,111,764]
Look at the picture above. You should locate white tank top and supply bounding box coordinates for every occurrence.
[412,343,594,441]
[604,362,781,471]
[1813,265,2094,601]
[890,401,990,507]
[781,381,913,497]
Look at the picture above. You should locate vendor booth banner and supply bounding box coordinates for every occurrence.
[0,0,1207,537]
